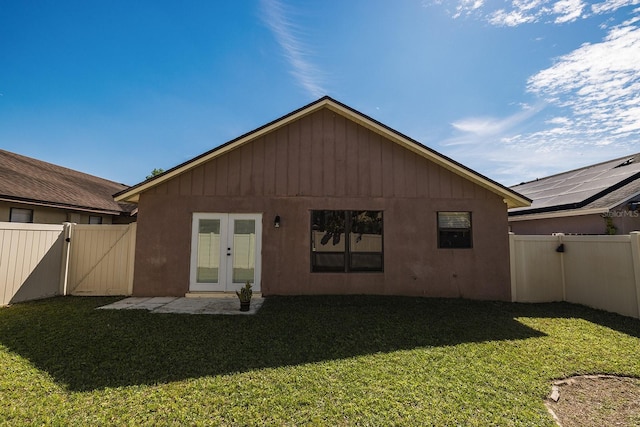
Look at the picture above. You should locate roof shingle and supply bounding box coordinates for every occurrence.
[0,149,132,214]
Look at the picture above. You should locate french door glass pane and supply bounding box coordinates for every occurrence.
[233,220,255,283]
[197,219,220,283]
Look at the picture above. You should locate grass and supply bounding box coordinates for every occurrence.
[0,296,639,426]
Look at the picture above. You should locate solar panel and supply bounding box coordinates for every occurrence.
[510,154,640,213]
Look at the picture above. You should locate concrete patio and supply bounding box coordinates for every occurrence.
[98,295,265,315]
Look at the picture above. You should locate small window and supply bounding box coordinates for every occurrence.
[438,212,472,248]
[10,208,33,223]
[89,216,103,224]
[311,210,383,272]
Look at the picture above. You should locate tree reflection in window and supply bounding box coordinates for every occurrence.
[311,210,383,272]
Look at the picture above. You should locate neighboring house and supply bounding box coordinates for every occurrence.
[509,153,640,235]
[115,97,530,300]
[0,149,136,225]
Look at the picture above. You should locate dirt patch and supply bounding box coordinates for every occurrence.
[546,375,640,426]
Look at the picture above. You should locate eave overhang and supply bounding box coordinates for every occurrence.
[115,97,531,209]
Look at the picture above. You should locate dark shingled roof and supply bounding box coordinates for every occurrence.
[509,153,640,216]
[0,149,133,215]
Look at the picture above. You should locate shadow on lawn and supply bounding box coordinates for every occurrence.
[0,295,634,392]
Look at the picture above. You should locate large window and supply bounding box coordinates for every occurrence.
[10,208,33,223]
[438,212,472,248]
[311,210,383,272]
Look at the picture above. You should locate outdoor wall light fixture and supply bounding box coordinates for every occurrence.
[274,215,281,228]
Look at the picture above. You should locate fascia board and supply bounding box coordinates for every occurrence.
[115,97,531,209]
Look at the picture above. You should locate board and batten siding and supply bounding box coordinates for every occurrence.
[147,109,488,202]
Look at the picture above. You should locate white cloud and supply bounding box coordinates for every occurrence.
[437,104,606,185]
[429,0,640,184]
[442,118,633,185]
[546,116,571,125]
[526,20,640,141]
[489,9,539,26]
[592,0,640,14]
[471,19,640,183]
[453,0,485,18]
[433,0,638,26]
[450,105,543,139]
[452,117,505,135]
[444,103,544,147]
[553,0,585,23]
[260,0,326,98]
[439,18,640,185]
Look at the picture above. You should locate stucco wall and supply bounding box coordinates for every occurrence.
[133,108,512,300]
[509,214,604,235]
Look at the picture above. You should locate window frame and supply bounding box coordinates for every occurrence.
[89,215,103,224]
[9,207,34,223]
[310,210,384,273]
[437,211,473,249]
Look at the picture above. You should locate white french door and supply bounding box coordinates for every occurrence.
[190,213,262,292]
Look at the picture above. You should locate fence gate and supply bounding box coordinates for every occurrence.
[0,223,65,305]
[66,223,137,296]
[0,222,137,305]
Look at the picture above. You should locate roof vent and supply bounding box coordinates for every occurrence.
[615,157,635,168]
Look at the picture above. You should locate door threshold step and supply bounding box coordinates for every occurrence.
[185,292,263,299]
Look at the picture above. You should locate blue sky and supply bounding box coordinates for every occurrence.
[1,0,639,187]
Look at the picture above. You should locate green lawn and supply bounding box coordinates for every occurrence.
[0,296,639,426]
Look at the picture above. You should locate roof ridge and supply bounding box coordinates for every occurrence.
[512,152,640,187]
[115,96,530,208]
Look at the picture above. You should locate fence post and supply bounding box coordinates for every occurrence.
[559,234,566,301]
[629,231,640,318]
[509,232,517,302]
[59,222,74,296]
[552,233,567,301]
[126,222,137,295]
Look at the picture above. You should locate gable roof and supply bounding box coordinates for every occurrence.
[114,96,530,209]
[0,149,134,215]
[509,153,640,218]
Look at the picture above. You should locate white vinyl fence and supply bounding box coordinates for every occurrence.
[0,223,65,305]
[4,220,640,320]
[0,222,136,306]
[66,224,137,296]
[510,232,640,319]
